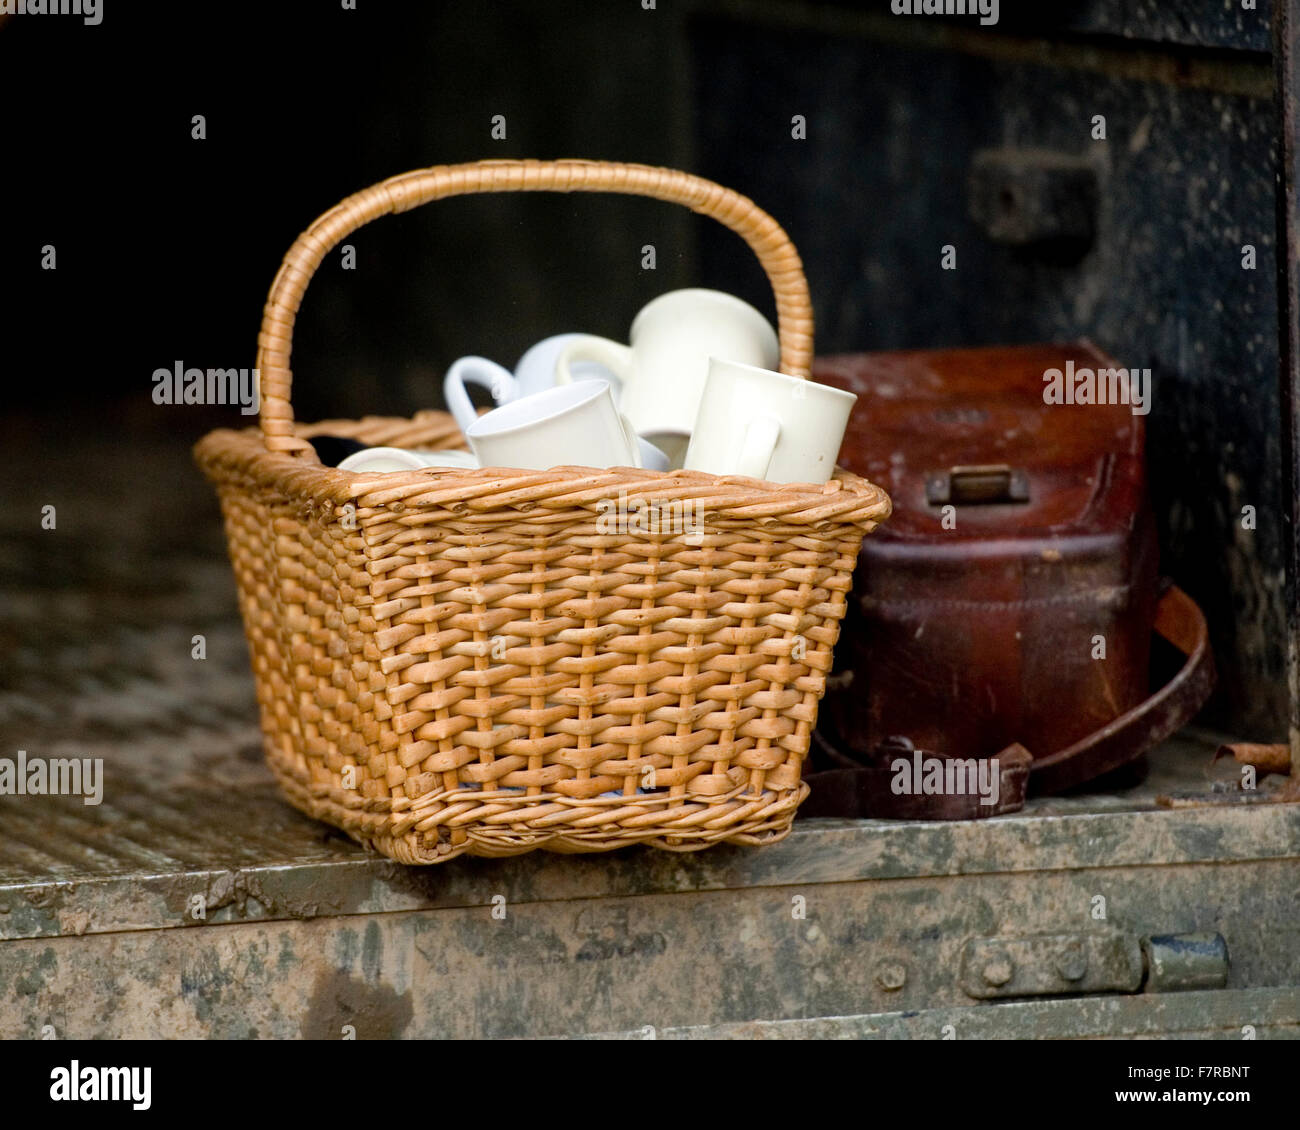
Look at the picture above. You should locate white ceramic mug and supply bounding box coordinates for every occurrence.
[337,446,480,473]
[337,446,432,473]
[466,380,654,472]
[683,359,857,484]
[554,289,780,458]
[515,333,618,392]
[443,335,617,435]
[412,449,480,469]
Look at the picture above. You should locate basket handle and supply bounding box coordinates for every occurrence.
[256,159,814,454]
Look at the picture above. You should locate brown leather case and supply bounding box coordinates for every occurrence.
[806,342,1212,815]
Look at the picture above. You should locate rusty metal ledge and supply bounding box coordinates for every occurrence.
[584,987,1300,1040]
[1,734,1295,943]
[707,1,1276,97]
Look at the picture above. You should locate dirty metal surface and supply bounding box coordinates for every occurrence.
[588,987,1300,1041]
[1,727,1297,943]
[957,932,1145,999]
[721,1,1276,59]
[3,820,1298,1038]
[993,0,1274,54]
[1278,0,1300,764]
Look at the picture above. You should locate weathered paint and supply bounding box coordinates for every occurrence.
[1,734,1297,1039]
[589,987,1300,1040]
[1,736,1297,942]
[3,851,1298,1039]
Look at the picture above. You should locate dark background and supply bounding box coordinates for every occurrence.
[0,0,1287,737]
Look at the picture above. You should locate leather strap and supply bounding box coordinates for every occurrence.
[801,737,1033,820]
[1028,582,1214,794]
[803,583,1215,819]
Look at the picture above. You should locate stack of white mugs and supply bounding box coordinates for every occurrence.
[336,288,856,485]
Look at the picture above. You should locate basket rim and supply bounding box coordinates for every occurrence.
[194,412,892,531]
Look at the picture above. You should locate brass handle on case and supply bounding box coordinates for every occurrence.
[925,464,1030,506]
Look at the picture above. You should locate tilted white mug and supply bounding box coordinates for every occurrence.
[443,335,618,436]
[412,449,480,469]
[337,446,480,473]
[515,333,618,392]
[466,379,662,472]
[683,358,857,485]
[554,289,780,460]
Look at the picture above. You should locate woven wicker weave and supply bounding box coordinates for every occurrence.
[195,159,891,864]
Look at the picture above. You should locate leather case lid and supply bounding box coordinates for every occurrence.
[815,341,1147,542]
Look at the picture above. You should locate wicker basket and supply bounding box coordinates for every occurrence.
[194,159,891,864]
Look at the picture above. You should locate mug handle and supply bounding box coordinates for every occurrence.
[735,416,780,479]
[556,336,635,389]
[444,357,518,435]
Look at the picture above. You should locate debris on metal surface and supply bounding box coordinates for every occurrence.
[1215,742,1293,775]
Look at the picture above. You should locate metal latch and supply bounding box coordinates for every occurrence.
[959,932,1228,1000]
[967,147,1099,253]
[925,464,1030,506]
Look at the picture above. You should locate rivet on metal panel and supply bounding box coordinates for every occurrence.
[981,953,1014,987]
[1054,939,1089,982]
[876,961,908,991]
